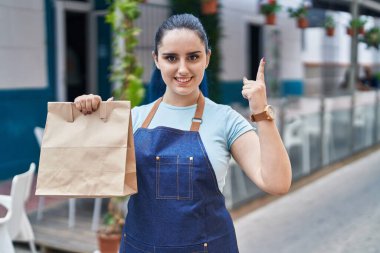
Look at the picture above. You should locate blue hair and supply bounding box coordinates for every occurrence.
[148,67,209,103]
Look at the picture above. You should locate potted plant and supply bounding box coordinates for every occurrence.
[97,198,126,253]
[347,18,367,36]
[324,15,336,37]
[99,0,145,251]
[361,27,380,49]
[260,0,281,25]
[201,0,218,15]
[287,2,311,29]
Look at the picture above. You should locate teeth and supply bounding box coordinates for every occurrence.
[176,77,191,83]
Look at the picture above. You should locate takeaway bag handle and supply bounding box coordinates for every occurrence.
[62,102,108,122]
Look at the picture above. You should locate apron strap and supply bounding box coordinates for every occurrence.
[141,92,205,132]
[141,97,163,129]
[190,93,205,132]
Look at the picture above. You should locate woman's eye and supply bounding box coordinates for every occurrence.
[188,55,199,61]
[166,56,176,62]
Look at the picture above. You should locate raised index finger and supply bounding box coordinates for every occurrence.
[256,58,265,82]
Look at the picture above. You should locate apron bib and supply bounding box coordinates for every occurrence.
[120,93,239,253]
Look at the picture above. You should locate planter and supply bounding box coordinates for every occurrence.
[326,27,335,37]
[297,17,308,29]
[201,0,217,15]
[347,27,365,36]
[265,13,276,25]
[347,27,353,36]
[97,233,121,253]
[359,26,365,35]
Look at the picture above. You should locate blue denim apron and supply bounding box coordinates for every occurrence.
[120,93,239,253]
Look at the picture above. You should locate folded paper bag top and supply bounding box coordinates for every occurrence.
[36,101,137,197]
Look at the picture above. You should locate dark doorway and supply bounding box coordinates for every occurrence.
[248,24,262,80]
[66,11,88,102]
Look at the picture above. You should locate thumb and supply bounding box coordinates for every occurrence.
[107,97,114,101]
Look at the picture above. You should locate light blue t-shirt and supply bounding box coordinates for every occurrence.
[132,97,254,192]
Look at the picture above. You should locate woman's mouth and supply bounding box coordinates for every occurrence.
[175,77,192,84]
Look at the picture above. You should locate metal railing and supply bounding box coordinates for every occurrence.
[225,90,380,209]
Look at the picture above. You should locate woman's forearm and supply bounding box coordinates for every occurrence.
[256,120,292,194]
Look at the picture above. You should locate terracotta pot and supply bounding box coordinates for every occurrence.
[326,27,335,37]
[265,14,276,25]
[359,26,365,35]
[97,233,121,253]
[201,0,217,15]
[346,27,353,36]
[297,17,308,29]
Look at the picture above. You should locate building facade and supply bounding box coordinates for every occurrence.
[1,0,379,180]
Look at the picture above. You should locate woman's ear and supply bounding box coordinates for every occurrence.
[205,49,211,69]
[152,51,160,70]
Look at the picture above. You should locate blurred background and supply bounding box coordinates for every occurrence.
[1,0,380,252]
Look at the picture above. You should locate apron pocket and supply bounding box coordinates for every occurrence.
[156,155,193,200]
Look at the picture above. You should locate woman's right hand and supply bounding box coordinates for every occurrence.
[73,94,102,115]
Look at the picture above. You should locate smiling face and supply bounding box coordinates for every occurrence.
[153,28,211,103]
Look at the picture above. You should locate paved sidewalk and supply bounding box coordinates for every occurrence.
[235,150,380,253]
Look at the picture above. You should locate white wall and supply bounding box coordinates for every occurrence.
[0,0,47,89]
[219,0,380,90]
[303,11,380,65]
[220,0,305,81]
[220,0,260,81]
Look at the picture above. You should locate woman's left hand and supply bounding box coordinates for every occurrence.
[242,58,268,114]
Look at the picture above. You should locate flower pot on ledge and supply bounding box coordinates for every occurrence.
[202,0,217,15]
[359,27,365,35]
[347,27,365,36]
[347,27,353,36]
[326,27,335,37]
[297,17,308,29]
[265,13,276,25]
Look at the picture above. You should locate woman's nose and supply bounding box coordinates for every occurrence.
[177,60,189,75]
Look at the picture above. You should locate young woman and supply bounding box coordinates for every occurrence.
[75,13,291,253]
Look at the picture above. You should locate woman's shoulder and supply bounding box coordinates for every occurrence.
[132,100,156,115]
[204,97,237,115]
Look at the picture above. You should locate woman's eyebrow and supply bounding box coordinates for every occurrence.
[187,51,201,55]
[161,51,201,56]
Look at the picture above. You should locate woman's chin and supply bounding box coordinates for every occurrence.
[172,86,197,96]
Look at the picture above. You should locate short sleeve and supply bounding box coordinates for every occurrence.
[131,104,149,133]
[224,106,255,150]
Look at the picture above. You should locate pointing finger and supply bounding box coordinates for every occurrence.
[243,76,248,86]
[256,58,265,82]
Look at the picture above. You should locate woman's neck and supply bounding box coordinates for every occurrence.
[162,89,200,107]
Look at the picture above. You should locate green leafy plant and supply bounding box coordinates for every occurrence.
[349,17,367,29]
[324,16,335,28]
[375,72,380,82]
[99,0,144,237]
[287,4,309,19]
[100,197,127,235]
[260,2,281,15]
[361,27,380,49]
[105,0,145,107]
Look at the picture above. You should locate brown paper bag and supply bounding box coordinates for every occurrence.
[36,101,137,197]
